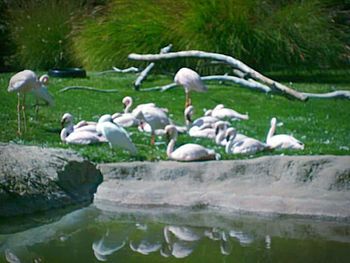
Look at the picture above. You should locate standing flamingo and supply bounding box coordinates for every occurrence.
[8,70,51,134]
[174,68,207,108]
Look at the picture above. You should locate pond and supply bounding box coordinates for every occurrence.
[0,205,349,263]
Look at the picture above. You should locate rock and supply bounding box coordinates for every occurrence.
[0,143,103,217]
[96,156,350,221]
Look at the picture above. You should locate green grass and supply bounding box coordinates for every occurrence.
[1,71,349,163]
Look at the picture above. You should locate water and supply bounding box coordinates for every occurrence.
[0,205,349,263]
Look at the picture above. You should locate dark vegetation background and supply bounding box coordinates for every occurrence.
[0,0,349,74]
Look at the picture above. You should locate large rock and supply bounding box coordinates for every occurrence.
[96,156,350,220]
[0,143,103,217]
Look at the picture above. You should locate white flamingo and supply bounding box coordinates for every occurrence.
[122,96,168,114]
[184,105,220,129]
[96,114,137,155]
[266,117,304,150]
[226,127,269,155]
[134,107,171,144]
[8,69,52,134]
[60,113,106,145]
[174,68,208,108]
[205,104,249,121]
[60,112,97,133]
[165,125,218,161]
[60,128,107,145]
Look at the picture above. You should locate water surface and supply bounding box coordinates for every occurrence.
[0,205,349,262]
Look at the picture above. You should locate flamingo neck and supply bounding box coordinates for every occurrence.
[124,102,132,113]
[215,128,225,145]
[267,120,276,141]
[225,138,234,154]
[60,128,69,142]
[166,135,176,157]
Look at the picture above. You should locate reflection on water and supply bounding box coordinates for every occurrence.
[0,205,350,262]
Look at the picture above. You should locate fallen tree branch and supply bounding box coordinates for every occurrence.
[128,50,307,100]
[94,66,140,75]
[134,44,173,90]
[139,75,271,93]
[59,86,119,93]
[302,90,350,99]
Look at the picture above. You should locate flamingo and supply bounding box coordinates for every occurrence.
[133,106,171,145]
[174,68,208,108]
[165,125,218,161]
[8,69,52,134]
[184,105,220,129]
[225,127,269,155]
[184,105,225,139]
[60,128,107,145]
[60,113,106,144]
[60,113,97,133]
[266,117,304,150]
[96,114,137,155]
[122,96,168,114]
[205,104,249,121]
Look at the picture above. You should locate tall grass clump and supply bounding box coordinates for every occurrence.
[72,0,348,72]
[71,0,182,71]
[173,0,347,71]
[5,0,86,70]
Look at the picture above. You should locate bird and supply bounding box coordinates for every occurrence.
[60,113,97,133]
[8,69,52,134]
[60,128,107,145]
[133,106,171,145]
[266,117,304,150]
[112,112,140,128]
[174,67,208,108]
[96,114,137,155]
[184,105,225,140]
[122,96,168,114]
[205,104,249,121]
[60,113,106,145]
[30,78,54,120]
[184,105,220,129]
[165,125,218,161]
[225,127,269,155]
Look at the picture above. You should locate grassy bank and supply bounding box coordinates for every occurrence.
[0,71,349,163]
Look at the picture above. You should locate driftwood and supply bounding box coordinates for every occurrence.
[94,67,140,75]
[59,86,119,93]
[134,44,173,90]
[302,90,350,99]
[128,50,308,100]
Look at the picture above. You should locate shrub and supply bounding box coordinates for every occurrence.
[5,0,86,70]
[72,0,348,72]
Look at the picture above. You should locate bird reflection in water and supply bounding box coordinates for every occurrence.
[91,223,255,260]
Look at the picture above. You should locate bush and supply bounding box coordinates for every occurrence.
[72,0,348,72]
[5,0,86,70]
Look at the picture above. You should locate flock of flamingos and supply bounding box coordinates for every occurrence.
[8,68,304,161]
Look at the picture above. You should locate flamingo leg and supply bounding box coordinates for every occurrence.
[185,92,192,108]
[35,97,39,121]
[151,133,155,145]
[22,94,27,132]
[17,93,21,135]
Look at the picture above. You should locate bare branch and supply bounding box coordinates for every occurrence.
[94,67,140,75]
[129,50,307,100]
[302,90,350,99]
[134,44,173,90]
[59,86,119,93]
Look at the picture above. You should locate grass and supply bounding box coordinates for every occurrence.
[1,70,349,164]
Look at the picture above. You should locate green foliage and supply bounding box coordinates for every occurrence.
[0,71,349,163]
[71,0,348,71]
[5,0,85,70]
